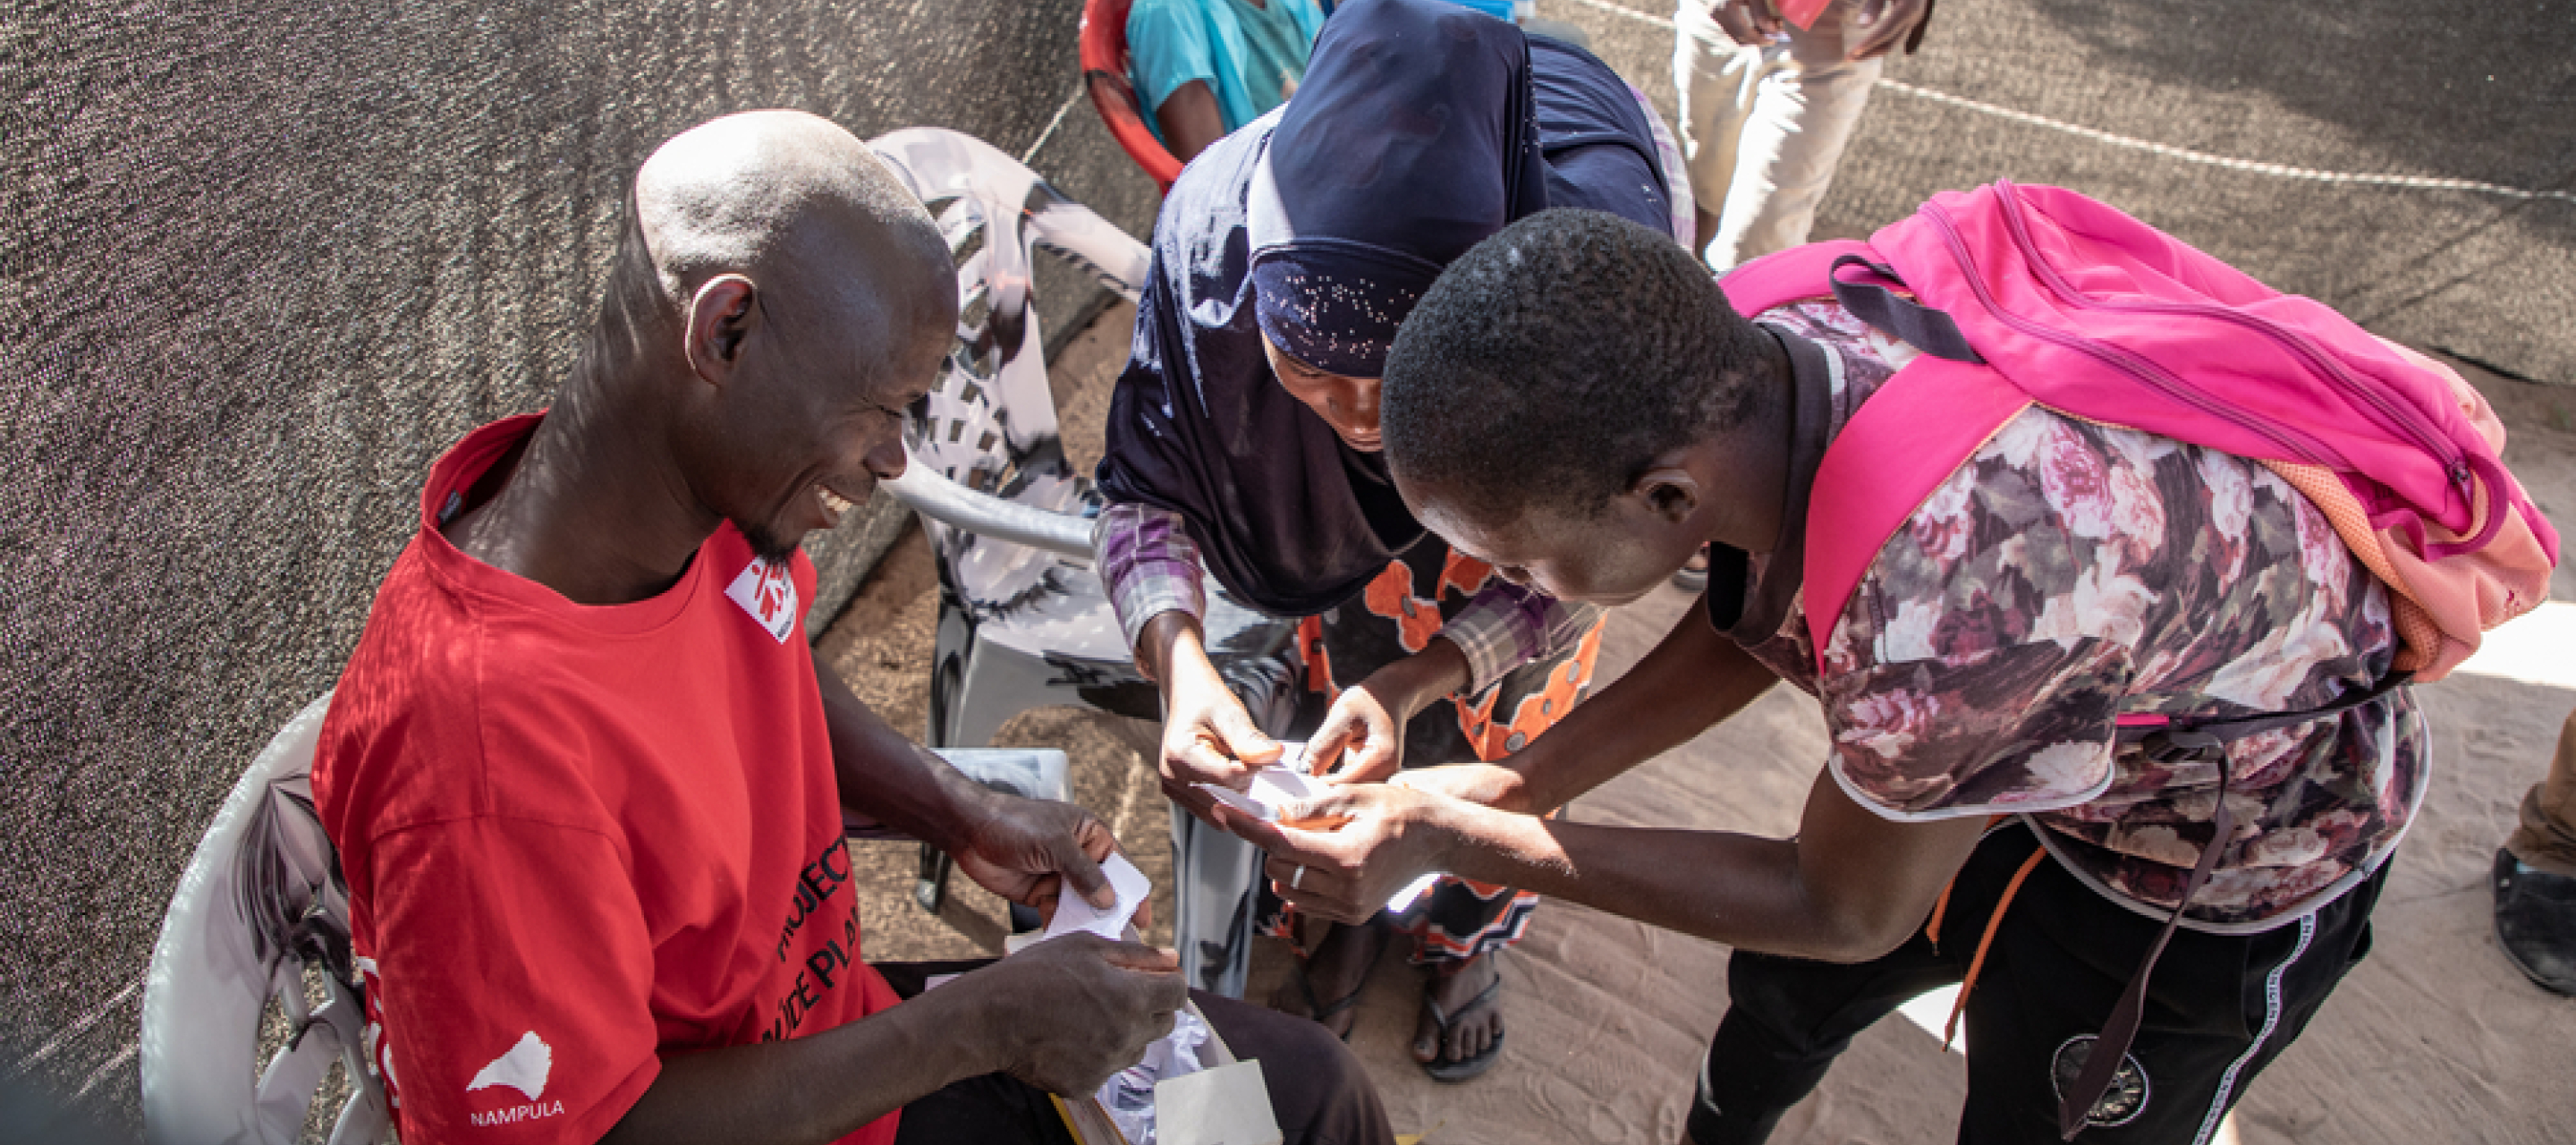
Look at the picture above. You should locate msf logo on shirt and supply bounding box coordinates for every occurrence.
[467,1031,566,1127]
[726,556,799,644]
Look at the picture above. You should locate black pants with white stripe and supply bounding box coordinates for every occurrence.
[1690,822,2385,1145]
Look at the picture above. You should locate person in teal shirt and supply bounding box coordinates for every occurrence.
[1129,0,1328,161]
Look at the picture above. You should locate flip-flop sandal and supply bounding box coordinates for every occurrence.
[1287,958,1366,1043]
[1418,969,1505,1082]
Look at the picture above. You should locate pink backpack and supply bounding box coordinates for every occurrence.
[1722,181,2556,683]
[1723,181,2559,1139]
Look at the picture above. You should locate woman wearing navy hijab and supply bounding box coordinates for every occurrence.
[1095,0,1689,1081]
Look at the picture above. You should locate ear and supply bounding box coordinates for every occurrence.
[682,275,758,386]
[1629,462,1703,525]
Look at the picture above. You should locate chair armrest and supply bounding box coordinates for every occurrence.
[843,747,1076,839]
[883,458,1096,562]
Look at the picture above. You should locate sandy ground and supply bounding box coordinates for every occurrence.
[819,303,2576,1144]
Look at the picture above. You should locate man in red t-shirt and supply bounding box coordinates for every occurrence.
[315,110,1391,1145]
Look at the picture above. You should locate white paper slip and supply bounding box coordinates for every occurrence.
[1040,851,1152,942]
[1199,767,1325,821]
[1197,743,1327,822]
[1155,1058,1282,1145]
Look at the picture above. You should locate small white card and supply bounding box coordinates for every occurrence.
[1040,852,1152,943]
[1154,1059,1282,1145]
[1197,742,1326,823]
[1199,767,1326,822]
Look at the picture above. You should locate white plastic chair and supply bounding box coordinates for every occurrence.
[141,693,383,1145]
[140,691,1068,1145]
[868,128,1307,997]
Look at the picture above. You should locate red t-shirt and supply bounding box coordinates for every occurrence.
[315,415,902,1144]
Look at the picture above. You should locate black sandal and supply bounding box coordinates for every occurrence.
[1418,963,1506,1082]
[1286,958,1366,1043]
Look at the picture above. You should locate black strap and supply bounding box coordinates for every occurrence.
[2118,672,2413,765]
[2059,671,2411,1138]
[1826,255,1984,365]
[2058,771,2234,1140]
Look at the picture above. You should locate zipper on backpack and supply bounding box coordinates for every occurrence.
[1981,186,2504,553]
[1916,201,2337,469]
[1984,183,2465,484]
[1926,184,2500,553]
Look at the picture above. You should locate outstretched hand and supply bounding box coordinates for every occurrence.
[1233,783,1458,926]
[1390,763,1528,813]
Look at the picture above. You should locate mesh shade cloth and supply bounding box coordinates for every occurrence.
[0,0,1154,1129]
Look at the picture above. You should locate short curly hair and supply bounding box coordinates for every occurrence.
[1381,209,1779,522]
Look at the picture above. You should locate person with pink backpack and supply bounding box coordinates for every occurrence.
[1233,197,2555,1142]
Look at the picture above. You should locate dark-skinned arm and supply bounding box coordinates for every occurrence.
[597,973,982,1145]
[600,930,1182,1145]
[814,650,1018,858]
[1410,604,1783,815]
[1237,606,1977,963]
[598,659,1182,1145]
[1155,81,1227,162]
[816,655,1136,912]
[1252,764,1991,963]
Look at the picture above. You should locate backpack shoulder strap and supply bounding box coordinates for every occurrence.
[1719,239,2038,675]
[1719,240,1875,317]
[1802,355,2030,674]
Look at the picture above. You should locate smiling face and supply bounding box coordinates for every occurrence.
[732,302,948,564]
[1261,334,1383,453]
[712,281,951,564]
[670,196,958,564]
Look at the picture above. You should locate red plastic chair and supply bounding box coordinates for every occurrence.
[1081,0,1187,193]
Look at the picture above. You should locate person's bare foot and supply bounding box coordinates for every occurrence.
[1268,917,1384,1039]
[1413,949,1505,1081]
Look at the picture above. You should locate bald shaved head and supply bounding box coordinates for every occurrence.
[631,109,944,310]
[582,110,949,375]
[444,110,955,602]
[530,111,961,568]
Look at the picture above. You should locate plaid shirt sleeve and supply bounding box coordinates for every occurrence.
[1441,580,1604,695]
[1094,502,1208,653]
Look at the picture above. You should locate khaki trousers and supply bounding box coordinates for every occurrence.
[2507,708,2576,876]
[1671,0,1884,270]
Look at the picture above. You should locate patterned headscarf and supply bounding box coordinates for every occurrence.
[1098,0,1674,615]
[1245,0,1548,377]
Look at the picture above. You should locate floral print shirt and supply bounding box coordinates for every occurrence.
[1724,301,2427,931]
